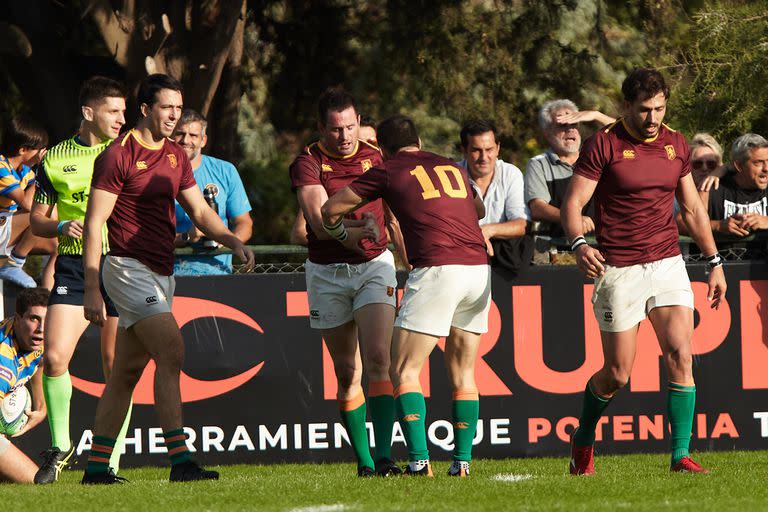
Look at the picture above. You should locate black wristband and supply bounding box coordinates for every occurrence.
[706,253,723,269]
[570,236,587,252]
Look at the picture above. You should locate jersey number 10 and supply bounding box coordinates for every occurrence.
[409,165,468,200]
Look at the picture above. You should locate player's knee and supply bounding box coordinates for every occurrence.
[363,351,389,377]
[334,361,361,392]
[603,367,631,392]
[665,347,692,371]
[43,350,70,376]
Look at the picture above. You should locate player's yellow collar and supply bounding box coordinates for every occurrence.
[317,141,360,159]
[621,119,660,143]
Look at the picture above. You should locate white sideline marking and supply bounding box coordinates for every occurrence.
[288,505,349,512]
[492,473,533,482]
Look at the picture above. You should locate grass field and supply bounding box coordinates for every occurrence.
[9,451,768,511]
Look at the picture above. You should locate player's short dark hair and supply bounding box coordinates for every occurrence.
[318,87,357,125]
[377,115,419,155]
[1,117,48,157]
[460,120,498,148]
[137,73,183,108]
[360,116,376,128]
[621,68,670,103]
[15,288,49,316]
[79,76,128,107]
[178,109,208,133]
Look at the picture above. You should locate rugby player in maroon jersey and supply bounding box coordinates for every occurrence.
[290,88,407,477]
[80,74,254,484]
[561,68,726,475]
[322,114,489,477]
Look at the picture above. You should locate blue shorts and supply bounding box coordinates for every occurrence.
[49,255,119,318]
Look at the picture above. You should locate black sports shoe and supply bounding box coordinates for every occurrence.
[403,462,433,477]
[169,460,220,482]
[34,445,75,484]
[357,466,375,477]
[81,469,128,485]
[375,458,402,477]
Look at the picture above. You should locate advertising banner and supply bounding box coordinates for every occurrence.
[9,262,768,466]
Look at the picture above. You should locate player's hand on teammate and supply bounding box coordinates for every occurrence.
[575,243,605,278]
[61,220,84,239]
[706,265,726,310]
[83,286,107,326]
[581,215,595,234]
[480,225,495,257]
[10,410,45,438]
[360,212,380,241]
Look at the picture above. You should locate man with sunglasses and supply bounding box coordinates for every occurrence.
[525,100,614,238]
[702,133,768,254]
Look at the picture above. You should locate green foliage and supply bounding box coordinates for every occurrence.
[239,152,297,244]
[666,2,768,150]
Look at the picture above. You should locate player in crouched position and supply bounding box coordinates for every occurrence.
[0,288,49,483]
[322,115,490,477]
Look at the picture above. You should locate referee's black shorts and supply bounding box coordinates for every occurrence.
[49,255,119,318]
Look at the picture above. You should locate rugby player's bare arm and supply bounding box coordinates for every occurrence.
[177,186,254,270]
[5,187,32,213]
[83,188,118,326]
[298,185,369,240]
[320,186,367,226]
[562,174,605,277]
[676,173,726,308]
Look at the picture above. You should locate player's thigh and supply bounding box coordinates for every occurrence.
[592,263,651,332]
[129,313,184,365]
[8,212,28,247]
[391,327,441,382]
[321,321,360,367]
[305,260,356,330]
[0,437,37,484]
[450,264,492,335]
[648,305,694,361]
[395,266,462,338]
[110,326,152,383]
[353,303,395,356]
[42,304,91,372]
[598,325,640,385]
[646,255,694,353]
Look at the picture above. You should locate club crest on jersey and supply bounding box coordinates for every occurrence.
[665,145,676,160]
[136,161,148,170]
[622,149,636,159]
[167,154,178,168]
[361,159,373,172]
[321,164,333,172]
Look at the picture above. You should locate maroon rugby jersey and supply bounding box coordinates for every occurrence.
[289,140,387,264]
[348,150,488,268]
[91,129,196,275]
[574,119,690,266]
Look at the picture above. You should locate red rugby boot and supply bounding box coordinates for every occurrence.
[569,432,595,476]
[671,456,709,474]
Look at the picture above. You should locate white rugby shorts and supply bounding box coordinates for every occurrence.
[592,254,693,332]
[395,264,491,337]
[305,250,397,329]
[102,256,175,328]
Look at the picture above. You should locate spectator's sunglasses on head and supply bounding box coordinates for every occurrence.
[691,157,719,171]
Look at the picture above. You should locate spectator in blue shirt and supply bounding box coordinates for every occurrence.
[172,110,253,275]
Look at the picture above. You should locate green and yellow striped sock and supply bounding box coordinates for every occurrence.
[452,389,479,462]
[339,388,375,470]
[85,435,115,475]
[163,429,191,466]
[668,381,696,465]
[395,382,429,462]
[368,380,395,461]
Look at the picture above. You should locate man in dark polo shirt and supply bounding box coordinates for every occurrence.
[561,68,726,475]
[322,114,489,478]
[703,133,768,257]
[80,74,254,484]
